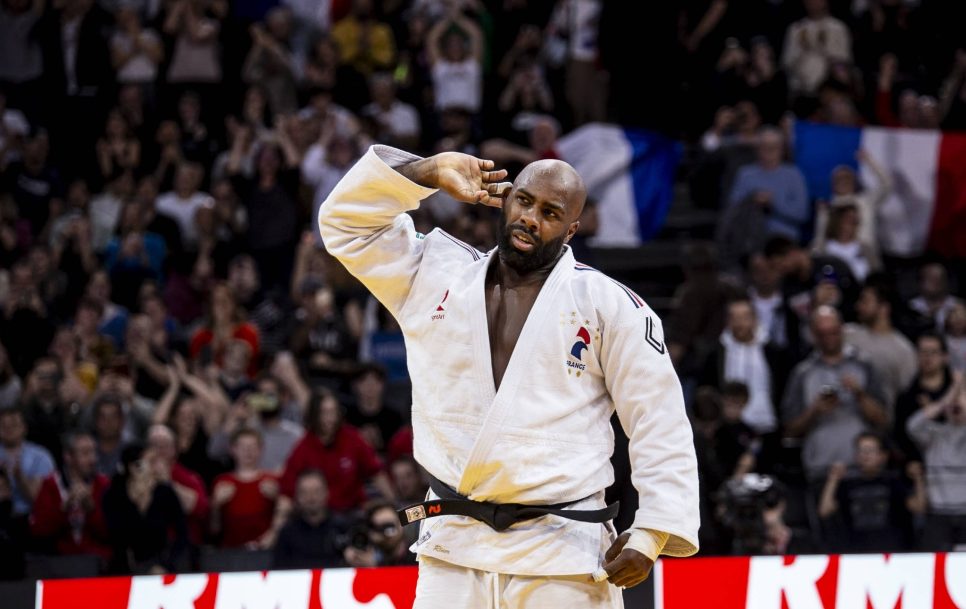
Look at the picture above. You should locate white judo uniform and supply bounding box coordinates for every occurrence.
[318,146,699,607]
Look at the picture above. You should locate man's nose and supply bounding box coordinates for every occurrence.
[519,209,538,231]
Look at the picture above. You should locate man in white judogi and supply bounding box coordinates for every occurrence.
[319,145,699,608]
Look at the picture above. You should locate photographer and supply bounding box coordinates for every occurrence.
[717,473,813,555]
[343,500,415,568]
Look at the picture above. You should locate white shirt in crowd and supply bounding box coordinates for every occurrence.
[909,295,962,331]
[61,16,81,95]
[112,29,162,83]
[431,58,482,112]
[89,192,125,252]
[155,190,212,246]
[782,15,852,94]
[750,288,786,348]
[300,142,351,245]
[824,239,870,282]
[721,327,777,433]
[548,0,602,63]
[361,100,420,142]
[282,0,331,32]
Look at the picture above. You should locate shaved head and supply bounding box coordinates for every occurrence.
[514,159,586,222]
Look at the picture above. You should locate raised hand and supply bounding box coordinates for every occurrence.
[397,152,512,207]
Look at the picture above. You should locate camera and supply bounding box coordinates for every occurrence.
[334,522,370,552]
[717,474,784,554]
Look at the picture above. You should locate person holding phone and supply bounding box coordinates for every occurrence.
[780,306,889,482]
[102,443,189,574]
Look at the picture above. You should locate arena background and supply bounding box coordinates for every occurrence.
[1,0,966,607]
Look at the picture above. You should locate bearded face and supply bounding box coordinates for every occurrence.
[496,205,567,274]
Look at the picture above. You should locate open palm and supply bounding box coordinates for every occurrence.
[432,152,511,206]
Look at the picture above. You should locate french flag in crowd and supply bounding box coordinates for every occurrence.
[557,123,682,247]
[795,121,966,258]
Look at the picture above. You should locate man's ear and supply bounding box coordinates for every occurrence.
[565,220,580,243]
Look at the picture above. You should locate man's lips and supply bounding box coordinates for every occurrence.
[511,229,536,251]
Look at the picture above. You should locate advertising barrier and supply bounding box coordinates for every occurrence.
[36,552,966,609]
[660,552,966,609]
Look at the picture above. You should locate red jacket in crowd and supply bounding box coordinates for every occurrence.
[172,463,210,544]
[387,425,413,465]
[189,322,261,377]
[29,472,112,560]
[280,425,383,512]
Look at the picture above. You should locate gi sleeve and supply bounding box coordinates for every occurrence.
[318,145,438,316]
[600,302,700,557]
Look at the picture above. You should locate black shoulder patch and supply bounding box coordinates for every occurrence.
[645,316,666,354]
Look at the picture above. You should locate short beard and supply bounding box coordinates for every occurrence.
[496,208,566,274]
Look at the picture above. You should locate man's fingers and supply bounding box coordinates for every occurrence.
[603,546,653,588]
[602,553,629,579]
[604,562,634,587]
[486,182,512,197]
[478,158,495,171]
[611,572,647,589]
[481,169,508,183]
[606,561,649,588]
[604,532,630,562]
[475,183,511,207]
[475,190,502,208]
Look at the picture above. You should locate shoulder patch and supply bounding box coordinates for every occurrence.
[645,316,666,354]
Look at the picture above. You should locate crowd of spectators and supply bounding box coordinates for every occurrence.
[0,0,965,580]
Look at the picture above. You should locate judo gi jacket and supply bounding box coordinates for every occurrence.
[319,145,699,576]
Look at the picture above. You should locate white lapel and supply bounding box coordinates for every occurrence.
[457,246,576,495]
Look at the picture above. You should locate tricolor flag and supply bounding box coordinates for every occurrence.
[795,121,966,258]
[557,123,682,247]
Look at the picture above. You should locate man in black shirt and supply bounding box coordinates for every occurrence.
[894,332,955,462]
[346,363,402,452]
[817,432,924,552]
[272,468,346,569]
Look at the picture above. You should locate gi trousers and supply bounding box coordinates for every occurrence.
[413,555,624,609]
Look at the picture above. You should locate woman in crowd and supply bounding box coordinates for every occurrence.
[102,443,188,574]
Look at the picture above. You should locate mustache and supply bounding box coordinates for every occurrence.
[507,223,539,242]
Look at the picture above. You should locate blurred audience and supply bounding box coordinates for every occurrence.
[102,442,188,574]
[0,407,54,518]
[280,390,393,513]
[780,306,888,481]
[210,428,279,548]
[29,431,111,560]
[272,468,346,569]
[0,0,963,576]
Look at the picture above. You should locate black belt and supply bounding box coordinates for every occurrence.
[396,475,620,532]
